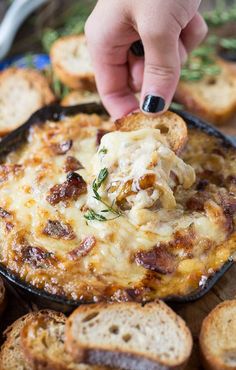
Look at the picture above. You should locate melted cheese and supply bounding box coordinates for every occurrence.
[0,113,234,302]
[87,128,195,228]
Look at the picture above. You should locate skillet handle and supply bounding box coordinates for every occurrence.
[0,0,48,61]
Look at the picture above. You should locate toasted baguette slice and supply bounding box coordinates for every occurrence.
[0,67,55,135]
[199,300,236,370]
[21,310,108,370]
[0,311,38,370]
[61,91,100,106]
[50,35,96,91]
[175,59,236,125]
[66,301,193,370]
[115,111,188,154]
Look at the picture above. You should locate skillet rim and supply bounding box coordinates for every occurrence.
[0,103,234,308]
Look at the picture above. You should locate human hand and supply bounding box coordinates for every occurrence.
[85,0,207,119]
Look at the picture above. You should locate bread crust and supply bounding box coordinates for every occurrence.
[21,310,106,370]
[115,111,188,154]
[21,311,68,370]
[0,314,34,370]
[199,300,236,370]
[0,67,55,135]
[65,301,193,370]
[50,35,96,91]
[175,60,236,126]
[76,348,187,370]
[61,91,100,106]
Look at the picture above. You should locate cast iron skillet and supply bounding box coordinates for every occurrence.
[0,103,234,312]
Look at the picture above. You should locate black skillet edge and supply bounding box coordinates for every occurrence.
[0,103,234,310]
[0,102,107,162]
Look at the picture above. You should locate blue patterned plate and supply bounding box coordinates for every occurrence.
[0,53,50,71]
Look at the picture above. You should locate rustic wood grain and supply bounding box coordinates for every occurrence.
[177,264,236,370]
[220,120,236,136]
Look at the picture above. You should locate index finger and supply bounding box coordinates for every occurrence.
[92,53,139,119]
[85,5,139,119]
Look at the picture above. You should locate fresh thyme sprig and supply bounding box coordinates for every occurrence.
[84,209,107,222]
[41,1,96,53]
[180,2,236,82]
[84,168,122,222]
[180,44,221,82]
[43,66,70,99]
[204,2,236,28]
[93,168,109,191]
[219,37,236,51]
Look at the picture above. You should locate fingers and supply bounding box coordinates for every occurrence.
[93,59,139,120]
[85,0,206,118]
[181,12,208,53]
[85,48,139,119]
[178,39,188,65]
[128,51,144,93]
[85,3,139,119]
[140,29,181,114]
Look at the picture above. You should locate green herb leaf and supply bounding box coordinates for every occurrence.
[204,3,236,28]
[42,29,59,54]
[180,39,221,82]
[41,1,96,53]
[92,191,101,201]
[170,102,184,111]
[220,38,236,51]
[84,209,107,222]
[92,179,99,195]
[97,168,109,189]
[99,147,108,155]
[85,168,123,221]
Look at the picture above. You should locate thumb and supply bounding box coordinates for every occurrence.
[140,31,181,114]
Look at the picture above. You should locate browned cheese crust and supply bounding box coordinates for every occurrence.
[0,112,235,303]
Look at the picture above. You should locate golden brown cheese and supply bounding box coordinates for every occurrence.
[87,128,195,216]
[0,113,235,302]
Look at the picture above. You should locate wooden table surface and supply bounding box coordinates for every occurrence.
[0,1,236,369]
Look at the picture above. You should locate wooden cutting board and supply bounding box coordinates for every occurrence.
[1,262,235,369]
[176,121,236,370]
[176,263,236,370]
[220,119,236,137]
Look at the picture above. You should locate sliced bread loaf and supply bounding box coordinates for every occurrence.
[0,68,55,135]
[21,310,108,370]
[115,111,188,154]
[61,90,100,106]
[0,311,37,370]
[175,59,236,125]
[66,301,193,370]
[199,300,236,370]
[50,35,96,91]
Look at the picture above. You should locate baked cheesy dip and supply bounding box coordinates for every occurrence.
[0,112,235,302]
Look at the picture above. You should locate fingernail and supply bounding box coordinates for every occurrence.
[130,40,144,57]
[142,95,165,113]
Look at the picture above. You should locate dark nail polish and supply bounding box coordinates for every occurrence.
[130,40,144,57]
[142,95,165,113]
